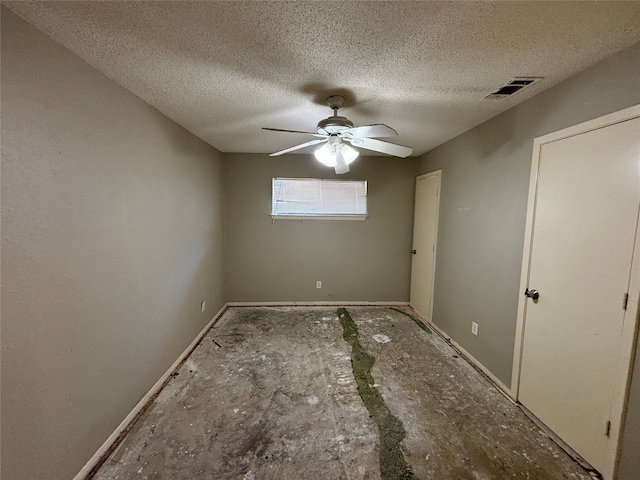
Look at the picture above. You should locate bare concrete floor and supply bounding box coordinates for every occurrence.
[92,306,591,480]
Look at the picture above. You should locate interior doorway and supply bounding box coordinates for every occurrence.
[513,106,640,479]
[410,170,441,320]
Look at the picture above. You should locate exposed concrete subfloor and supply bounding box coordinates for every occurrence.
[92,306,592,480]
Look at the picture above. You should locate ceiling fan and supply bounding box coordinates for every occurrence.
[262,95,413,174]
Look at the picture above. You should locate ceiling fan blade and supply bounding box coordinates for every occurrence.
[269,138,327,156]
[262,127,325,138]
[334,150,350,174]
[348,137,413,158]
[346,124,398,138]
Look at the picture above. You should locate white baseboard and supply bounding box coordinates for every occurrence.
[227,301,410,307]
[73,303,229,480]
[408,307,516,402]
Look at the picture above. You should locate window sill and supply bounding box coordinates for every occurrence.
[270,214,368,221]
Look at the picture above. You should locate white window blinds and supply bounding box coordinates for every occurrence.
[271,178,368,220]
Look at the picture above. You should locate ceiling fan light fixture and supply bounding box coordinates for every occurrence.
[341,144,359,164]
[314,142,337,167]
[314,141,359,168]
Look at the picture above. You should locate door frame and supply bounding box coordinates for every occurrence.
[410,170,441,321]
[511,104,640,479]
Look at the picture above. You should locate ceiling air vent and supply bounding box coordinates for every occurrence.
[484,77,543,99]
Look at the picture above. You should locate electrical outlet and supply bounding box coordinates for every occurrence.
[201,301,206,312]
[316,281,322,289]
[471,322,479,336]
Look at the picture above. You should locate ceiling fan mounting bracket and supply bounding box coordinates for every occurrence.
[326,95,345,110]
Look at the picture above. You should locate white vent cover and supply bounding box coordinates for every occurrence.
[484,77,543,99]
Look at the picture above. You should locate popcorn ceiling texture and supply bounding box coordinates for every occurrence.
[5,1,640,156]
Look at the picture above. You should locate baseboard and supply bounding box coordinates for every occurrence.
[73,303,229,480]
[408,307,516,402]
[227,301,410,307]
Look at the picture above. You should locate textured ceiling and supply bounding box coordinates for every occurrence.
[5,1,640,157]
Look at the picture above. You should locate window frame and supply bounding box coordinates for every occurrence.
[271,177,368,221]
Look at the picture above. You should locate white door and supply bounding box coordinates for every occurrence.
[518,116,640,476]
[410,171,441,320]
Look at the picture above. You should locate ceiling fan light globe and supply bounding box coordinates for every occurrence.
[314,142,337,167]
[341,144,359,164]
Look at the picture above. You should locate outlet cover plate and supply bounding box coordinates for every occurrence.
[471,322,479,336]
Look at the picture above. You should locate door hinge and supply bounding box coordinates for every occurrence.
[605,420,611,437]
[623,293,629,310]
[436,188,439,197]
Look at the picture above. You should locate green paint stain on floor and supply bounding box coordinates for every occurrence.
[389,307,432,334]
[337,308,419,480]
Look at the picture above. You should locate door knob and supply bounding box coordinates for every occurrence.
[410,249,417,254]
[524,288,539,300]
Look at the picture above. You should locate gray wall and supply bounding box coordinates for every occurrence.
[223,154,415,302]
[417,42,640,476]
[1,8,226,480]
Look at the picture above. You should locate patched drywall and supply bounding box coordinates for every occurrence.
[417,41,640,477]
[0,8,225,479]
[223,154,415,302]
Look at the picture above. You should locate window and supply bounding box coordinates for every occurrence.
[271,178,368,220]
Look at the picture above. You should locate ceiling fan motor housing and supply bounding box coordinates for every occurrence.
[317,115,354,134]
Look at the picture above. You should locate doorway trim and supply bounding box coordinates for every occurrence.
[511,104,640,480]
